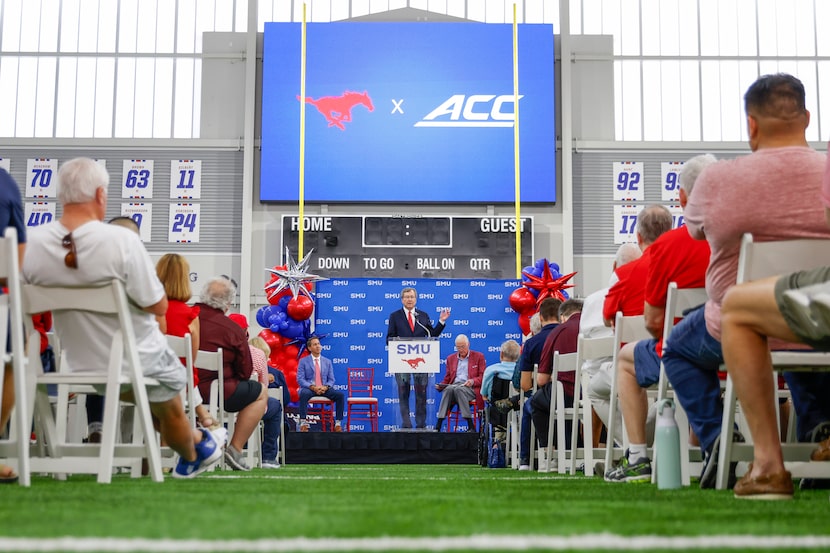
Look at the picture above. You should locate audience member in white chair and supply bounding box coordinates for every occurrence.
[196,277,268,471]
[530,299,584,469]
[434,334,485,432]
[605,154,714,483]
[661,73,830,495]
[0,166,25,484]
[584,243,642,450]
[21,157,226,478]
[720,138,830,499]
[297,336,345,432]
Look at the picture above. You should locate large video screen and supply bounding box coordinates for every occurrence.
[260,22,556,203]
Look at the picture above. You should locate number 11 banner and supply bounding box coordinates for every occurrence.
[122,159,154,199]
[168,203,200,243]
[170,159,202,199]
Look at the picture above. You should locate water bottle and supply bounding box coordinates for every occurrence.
[655,399,682,490]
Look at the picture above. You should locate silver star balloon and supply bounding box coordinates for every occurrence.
[264,247,328,302]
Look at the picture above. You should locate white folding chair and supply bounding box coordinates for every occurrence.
[543,351,576,474]
[604,313,651,474]
[166,334,196,429]
[570,334,615,476]
[716,234,830,489]
[0,228,29,486]
[651,283,708,486]
[267,386,286,466]
[22,279,163,483]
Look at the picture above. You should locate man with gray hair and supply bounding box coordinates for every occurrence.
[22,157,226,478]
[602,204,673,327]
[434,334,485,432]
[606,154,715,483]
[196,276,268,471]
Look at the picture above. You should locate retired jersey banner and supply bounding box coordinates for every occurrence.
[314,278,521,431]
[261,22,555,203]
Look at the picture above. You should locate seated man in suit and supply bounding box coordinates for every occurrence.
[434,334,485,432]
[297,336,345,432]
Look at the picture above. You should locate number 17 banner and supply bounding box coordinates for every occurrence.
[613,205,640,245]
[168,203,200,243]
[170,159,202,199]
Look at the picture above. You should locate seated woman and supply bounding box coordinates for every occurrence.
[155,253,216,429]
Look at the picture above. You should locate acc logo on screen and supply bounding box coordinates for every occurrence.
[415,94,524,128]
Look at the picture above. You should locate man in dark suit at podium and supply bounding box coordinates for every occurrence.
[386,287,451,429]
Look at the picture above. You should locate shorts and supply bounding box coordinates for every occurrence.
[94,347,187,404]
[633,338,661,388]
[224,380,263,413]
[775,266,830,351]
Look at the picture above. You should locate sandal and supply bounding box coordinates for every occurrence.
[0,464,18,484]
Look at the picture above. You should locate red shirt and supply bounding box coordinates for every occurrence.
[644,226,710,356]
[603,249,651,322]
[165,300,200,385]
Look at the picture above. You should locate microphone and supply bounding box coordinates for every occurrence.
[413,309,431,336]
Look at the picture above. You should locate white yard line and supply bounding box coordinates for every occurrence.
[2,534,830,552]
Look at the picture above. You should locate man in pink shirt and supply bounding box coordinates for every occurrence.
[662,73,830,492]
[720,138,830,499]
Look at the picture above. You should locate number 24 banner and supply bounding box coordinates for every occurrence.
[122,160,154,199]
[168,203,200,243]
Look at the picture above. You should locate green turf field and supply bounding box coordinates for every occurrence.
[1,464,828,552]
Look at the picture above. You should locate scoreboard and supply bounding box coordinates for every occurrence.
[281,215,534,279]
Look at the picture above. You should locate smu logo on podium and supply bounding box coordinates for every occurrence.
[388,339,440,375]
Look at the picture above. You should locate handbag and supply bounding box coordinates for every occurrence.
[487,424,506,469]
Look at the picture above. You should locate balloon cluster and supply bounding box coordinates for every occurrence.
[508,258,576,335]
[255,251,326,402]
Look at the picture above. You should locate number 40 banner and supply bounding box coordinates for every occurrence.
[168,203,200,243]
[170,160,202,199]
[122,160,154,199]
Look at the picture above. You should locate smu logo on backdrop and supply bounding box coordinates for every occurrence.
[299,90,374,130]
[415,94,523,127]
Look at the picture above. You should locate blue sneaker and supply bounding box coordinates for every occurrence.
[172,428,226,479]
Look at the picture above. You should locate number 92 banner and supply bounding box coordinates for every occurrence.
[612,161,644,202]
[168,203,200,243]
[122,160,154,199]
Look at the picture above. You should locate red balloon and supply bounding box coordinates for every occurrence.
[518,314,531,335]
[509,287,537,315]
[287,295,314,321]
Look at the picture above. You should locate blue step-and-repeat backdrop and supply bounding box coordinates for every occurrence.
[313,278,522,431]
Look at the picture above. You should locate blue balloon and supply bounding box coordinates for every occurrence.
[255,306,270,328]
[269,323,281,333]
[278,295,291,308]
[268,314,279,325]
[549,262,560,273]
[278,320,289,331]
[522,265,534,277]
[282,320,304,339]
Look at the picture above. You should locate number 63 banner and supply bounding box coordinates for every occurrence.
[168,203,200,243]
[122,160,154,199]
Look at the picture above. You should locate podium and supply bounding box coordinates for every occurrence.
[388,338,440,431]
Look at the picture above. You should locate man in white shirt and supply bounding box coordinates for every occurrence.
[22,157,226,478]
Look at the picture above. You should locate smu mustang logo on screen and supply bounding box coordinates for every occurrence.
[261,22,555,203]
[299,91,374,130]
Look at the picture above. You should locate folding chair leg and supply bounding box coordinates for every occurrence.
[716,376,738,490]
